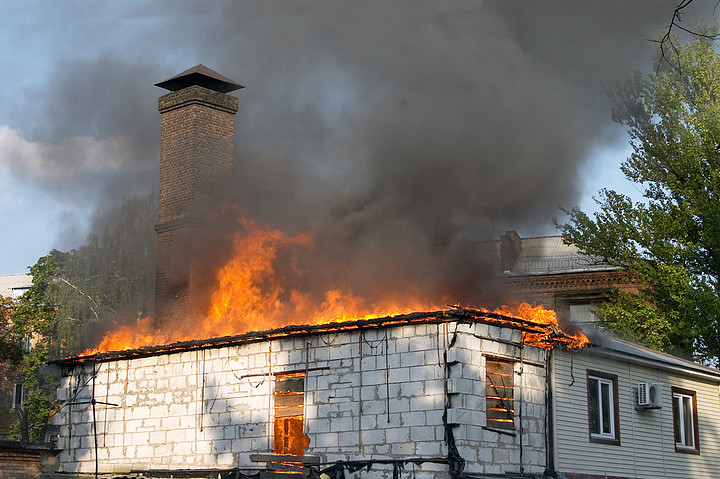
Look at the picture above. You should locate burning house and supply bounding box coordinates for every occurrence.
[52,308,579,478]
[47,66,720,479]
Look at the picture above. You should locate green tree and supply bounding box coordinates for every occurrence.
[558,26,720,365]
[9,193,156,440]
[0,296,22,364]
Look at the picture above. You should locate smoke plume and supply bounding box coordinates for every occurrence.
[3,1,714,312]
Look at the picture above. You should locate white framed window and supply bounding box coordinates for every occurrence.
[672,387,699,454]
[587,370,620,445]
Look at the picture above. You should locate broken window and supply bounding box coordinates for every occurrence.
[485,357,514,429]
[274,372,309,456]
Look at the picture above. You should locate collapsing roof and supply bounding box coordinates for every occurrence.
[53,306,587,366]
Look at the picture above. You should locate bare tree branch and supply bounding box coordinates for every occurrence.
[655,0,720,72]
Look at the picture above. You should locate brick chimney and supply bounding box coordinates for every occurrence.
[154,65,243,325]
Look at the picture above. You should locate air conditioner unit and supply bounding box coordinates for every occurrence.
[637,382,663,409]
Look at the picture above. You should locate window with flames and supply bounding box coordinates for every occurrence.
[274,372,309,456]
[485,358,515,429]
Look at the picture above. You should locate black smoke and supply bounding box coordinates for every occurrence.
[5,0,715,307]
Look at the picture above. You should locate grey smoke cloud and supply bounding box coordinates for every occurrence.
[5,0,712,304]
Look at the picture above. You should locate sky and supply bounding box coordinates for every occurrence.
[0,1,714,275]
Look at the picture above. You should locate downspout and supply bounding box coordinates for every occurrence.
[544,349,555,477]
[518,347,524,474]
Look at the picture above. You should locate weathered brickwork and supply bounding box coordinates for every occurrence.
[0,451,42,479]
[154,85,239,325]
[0,441,57,479]
[53,321,548,477]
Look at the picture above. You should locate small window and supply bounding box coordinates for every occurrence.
[587,370,620,445]
[485,358,514,429]
[672,387,699,454]
[12,383,24,410]
[19,336,31,353]
[273,372,309,456]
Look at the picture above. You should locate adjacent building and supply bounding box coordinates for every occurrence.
[0,273,32,440]
[553,332,720,479]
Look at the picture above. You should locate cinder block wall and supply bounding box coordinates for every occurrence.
[154,85,238,325]
[54,321,547,477]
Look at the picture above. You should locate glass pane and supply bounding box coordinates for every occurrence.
[588,378,599,434]
[683,396,694,447]
[601,381,612,434]
[673,396,682,444]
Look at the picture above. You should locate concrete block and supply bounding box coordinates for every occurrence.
[361,428,385,445]
[314,432,339,448]
[409,334,434,352]
[447,377,473,395]
[149,430,166,444]
[445,346,471,365]
[415,441,442,456]
[410,425,437,442]
[399,410,425,427]
[329,416,354,432]
[410,394,442,411]
[388,397,410,413]
[390,441,415,455]
[388,367,409,384]
[446,408,482,425]
[386,426,410,443]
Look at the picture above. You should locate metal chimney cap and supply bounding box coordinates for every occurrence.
[155,64,244,93]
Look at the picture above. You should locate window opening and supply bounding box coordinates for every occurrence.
[672,387,699,453]
[587,371,619,444]
[274,372,309,456]
[485,358,514,429]
[12,383,24,410]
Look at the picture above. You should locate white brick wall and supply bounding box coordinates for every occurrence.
[55,320,549,477]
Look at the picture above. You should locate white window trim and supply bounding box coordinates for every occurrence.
[588,374,616,440]
[673,390,696,450]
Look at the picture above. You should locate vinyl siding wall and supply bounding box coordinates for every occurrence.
[553,348,720,479]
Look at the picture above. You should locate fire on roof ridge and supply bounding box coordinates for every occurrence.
[50,307,582,366]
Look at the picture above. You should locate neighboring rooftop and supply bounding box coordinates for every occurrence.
[584,327,720,381]
[494,232,615,276]
[0,273,32,298]
[155,64,244,93]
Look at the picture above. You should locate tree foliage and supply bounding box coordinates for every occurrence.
[0,296,23,364]
[8,194,156,441]
[558,26,720,365]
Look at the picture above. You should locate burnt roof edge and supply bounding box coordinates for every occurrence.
[51,308,573,366]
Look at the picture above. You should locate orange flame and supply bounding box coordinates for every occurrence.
[82,218,588,355]
[496,302,589,350]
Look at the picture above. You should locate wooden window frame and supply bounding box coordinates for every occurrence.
[273,372,307,456]
[485,356,515,430]
[586,370,620,445]
[672,386,700,454]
